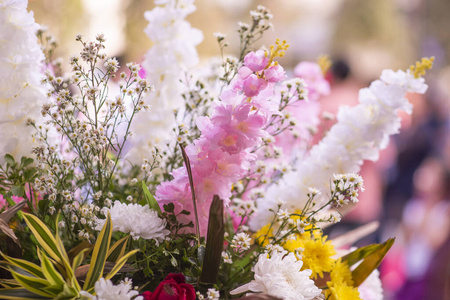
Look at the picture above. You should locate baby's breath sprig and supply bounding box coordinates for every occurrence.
[220,5,273,85]
[30,34,152,243]
[159,77,213,181]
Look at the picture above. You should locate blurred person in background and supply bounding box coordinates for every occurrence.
[379,77,450,299]
[393,154,450,300]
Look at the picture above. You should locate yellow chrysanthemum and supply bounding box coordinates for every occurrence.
[297,236,336,279]
[254,223,274,247]
[326,283,362,300]
[330,259,353,287]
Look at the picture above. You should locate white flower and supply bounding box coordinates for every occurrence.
[126,0,203,165]
[95,201,169,243]
[251,65,429,230]
[0,0,47,162]
[104,58,119,73]
[358,269,383,300]
[230,232,251,253]
[307,187,320,196]
[80,278,143,300]
[206,288,220,300]
[230,250,321,300]
[222,251,233,264]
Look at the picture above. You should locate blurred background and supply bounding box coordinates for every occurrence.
[29,0,450,299]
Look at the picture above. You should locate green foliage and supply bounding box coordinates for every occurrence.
[342,238,395,287]
[141,182,162,216]
[0,212,137,299]
[0,155,38,212]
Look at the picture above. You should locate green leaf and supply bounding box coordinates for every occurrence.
[11,186,25,197]
[0,288,52,300]
[170,256,178,267]
[9,269,53,298]
[142,181,162,215]
[4,154,15,166]
[351,238,395,287]
[52,284,79,300]
[83,213,112,291]
[22,213,64,267]
[38,250,65,287]
[1,253,44,278]
[0,278,21,288]
[72,248,89,272]
[106,235,130,263]
[104,249,138,281]
[143,267,152,277]
[22,157,34,168]
[341,244,381,267]
[231,250,254,270]
[38,200,50,215]
[24,168,38,181]
[67,240,93,264]
[163,203,175,213]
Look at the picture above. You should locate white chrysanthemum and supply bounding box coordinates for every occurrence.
[251,67,429,229]
[95,201,169,243]
[230,250,321,300]
[0,0,46,162]
[80,278,143,300]
[126,0,203,164]
[358,269,383,300]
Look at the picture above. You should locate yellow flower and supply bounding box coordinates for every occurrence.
[409,56,434,78]
[325,259,360,300]
[329,259,353,287]
[296,236,336,279]
[318,54,332,75]
[326,283,362,300]
[254,223,274,247]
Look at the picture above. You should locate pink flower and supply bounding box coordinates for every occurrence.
[242,74,268,97]
[238,66,253,80]
[156,168,191,204]
[294,61,330,101]
[0,195,23,210]
[156,59,284,236]
[264,64,286,83]
[244,50,269,72]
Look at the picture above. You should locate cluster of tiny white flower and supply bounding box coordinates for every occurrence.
[331,173,364,207]
[221,251,233,264]
[230,232,252,253]
[196,288,220,300]
[231,198,256,217]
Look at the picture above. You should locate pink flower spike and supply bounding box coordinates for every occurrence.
[265,64,287,82]
[243,74,268,98]
[238,66,253,80]
[294,61,330,101]
[244,50,269,72]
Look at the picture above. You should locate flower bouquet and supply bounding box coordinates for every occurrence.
[0,0,434,299]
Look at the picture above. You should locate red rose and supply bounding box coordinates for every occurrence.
[142,273,196,300]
